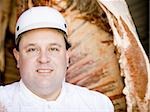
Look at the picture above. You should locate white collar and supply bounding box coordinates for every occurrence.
[19,80,66,104]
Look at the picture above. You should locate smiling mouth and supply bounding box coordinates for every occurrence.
[37,69,53,73]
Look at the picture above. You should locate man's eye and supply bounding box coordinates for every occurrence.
[26,48,38,52]
[49,47,59,52]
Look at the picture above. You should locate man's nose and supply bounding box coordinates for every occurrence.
[37,51,50,64]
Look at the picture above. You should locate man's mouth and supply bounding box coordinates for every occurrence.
[37,69,53,73]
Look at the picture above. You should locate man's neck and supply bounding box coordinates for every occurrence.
[37,88,61,101]
[21,80,63,101]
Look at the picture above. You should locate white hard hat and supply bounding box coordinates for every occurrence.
[15,6,68,45]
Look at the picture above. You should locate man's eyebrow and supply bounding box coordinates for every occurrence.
[49,43,62,47]
[25,43,36,47]
[24,43,62,48]
[23,43,37,49]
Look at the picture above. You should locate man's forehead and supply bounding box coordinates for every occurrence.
[17,28,70,50]
[21,28,64,36]
[24,43,62,47]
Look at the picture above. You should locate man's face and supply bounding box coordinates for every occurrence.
[13,28,69,95]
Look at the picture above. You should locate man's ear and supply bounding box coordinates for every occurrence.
[13,48,20,68]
